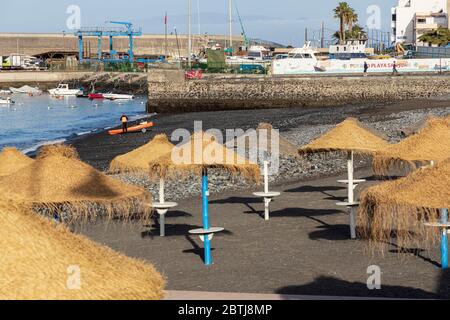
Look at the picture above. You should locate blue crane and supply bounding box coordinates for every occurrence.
[75,21,142,63]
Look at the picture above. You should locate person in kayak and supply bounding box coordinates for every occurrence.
[120,114,129,133]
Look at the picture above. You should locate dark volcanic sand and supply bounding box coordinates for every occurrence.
[72,98,450,171]
[71,99,450,299]
[76,169,449,299]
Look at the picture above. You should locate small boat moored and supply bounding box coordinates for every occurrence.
[88,93,105,100]
[0,97,15,105]
[103,93,134,100]
[10,85,42,95]
[0,89,12,95]
[48,84,83,96]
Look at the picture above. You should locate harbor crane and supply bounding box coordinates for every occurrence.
[75,21,142,63]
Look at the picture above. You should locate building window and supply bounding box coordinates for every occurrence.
[392,14,397,21]
[417,18,426,23]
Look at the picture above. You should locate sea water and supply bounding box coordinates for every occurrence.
[0,94,149,153]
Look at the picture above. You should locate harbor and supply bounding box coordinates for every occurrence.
[0,0,450,306]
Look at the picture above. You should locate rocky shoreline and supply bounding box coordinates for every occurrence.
[71,98,450,202]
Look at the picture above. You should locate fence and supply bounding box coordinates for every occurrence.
[415,46,450,59]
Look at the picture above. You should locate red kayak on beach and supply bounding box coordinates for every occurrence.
[108,121,155,135]
[88,93,105,100]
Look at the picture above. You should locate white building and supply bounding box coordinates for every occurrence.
[391,0,448,44]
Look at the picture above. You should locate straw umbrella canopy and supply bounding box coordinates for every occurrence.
[358,158,450,251]
[109,134,175,175]
[298,118,390,155]
[373,117,450,175]
[0,147,34,177]
[234,122,299,158]
[149,131,261,182]
[149,131,260,265]
[0,145,152,223]
[298,118,390,203]
[109,134,176,210]
[0,201,165,300]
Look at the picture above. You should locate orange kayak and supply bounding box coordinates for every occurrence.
[108,121,155,135]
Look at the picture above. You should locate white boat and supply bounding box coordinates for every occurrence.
[272,43,321,75]
[103,93,134,100]
[226,45,272,66]
[0,89,12,95]
[48,84,83,96]
[0,97,15,105]
[9,85,42,95]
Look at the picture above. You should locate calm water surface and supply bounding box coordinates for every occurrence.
[0,94,149,153]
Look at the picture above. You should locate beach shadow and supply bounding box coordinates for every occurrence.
[285,185,346,193]
[276,276,437,299]
[387,241,441,269]
[306,216,354,241]
[164,210,193,218]
[308,224,353,241]
[210,197,260,214]
[141,223,202,238]
[323,196,348,202]
[183,235,216,263]
[245,208,341,219]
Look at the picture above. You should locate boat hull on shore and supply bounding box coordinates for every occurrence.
[108,121,154,135]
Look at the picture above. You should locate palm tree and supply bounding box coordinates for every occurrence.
[333,2,351,43]
[346,9,358,34]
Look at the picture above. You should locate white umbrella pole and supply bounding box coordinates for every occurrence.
[348,151,354,204]
[158,177,166,237]
[159,177,165,204]
[264,161,269,194]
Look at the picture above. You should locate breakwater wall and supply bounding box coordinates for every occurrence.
[147,70,450,113]
[0,71,148,93]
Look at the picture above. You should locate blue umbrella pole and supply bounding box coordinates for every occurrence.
[202,168,212,266]
[441,208,449,270]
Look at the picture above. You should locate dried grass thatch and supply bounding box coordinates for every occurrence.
[0,145,152,223]
[358,158,450,251]
[373,118,450,175]
[234,122,299,157]
[298,118,390,156]
[149,131,261,183]
[37,143,79,160]
[0,147,34,177]
[0,201,165,300]
[109,134,175,174]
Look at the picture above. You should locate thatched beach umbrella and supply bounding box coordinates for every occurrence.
[149,131,260,265]
[0,202,165,300]
[0,145,152,223]
[110,134,175,175]
[234,122,299,157]
[358,159,450,268]
[298,118,390,204]
[373,117,450,175]
[0,147,34,177]
[109,134,176,236]
[110,134,175,202]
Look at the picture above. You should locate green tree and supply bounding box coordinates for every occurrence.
[418,28,450,46]
[333,24,367,42]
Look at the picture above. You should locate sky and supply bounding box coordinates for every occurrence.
[0,0,397,46]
